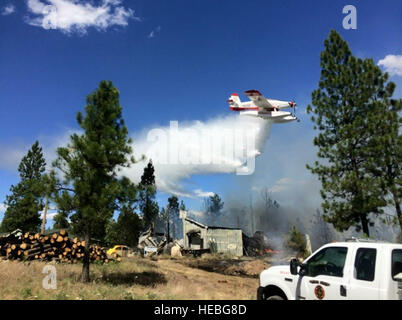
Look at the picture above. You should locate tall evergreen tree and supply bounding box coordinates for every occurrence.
[105,209,143,248]
[167,195,179,239]
[203,193,224,225]
[139,160,159,227]
[52,189,73,229]
[179,200,186,212]
[52,81,136,282]
[284,225,307,257]
[1,141,46,232]
[367,85,402,231]
[306,30,390,236]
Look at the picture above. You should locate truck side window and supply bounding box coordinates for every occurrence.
[304,247,347,278]
[392,249,402,281]
[354,248,376,281]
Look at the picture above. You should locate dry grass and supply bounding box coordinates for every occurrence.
[0,255,259,300]
[177,254,270,278]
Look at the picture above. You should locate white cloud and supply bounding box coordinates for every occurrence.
[0,129,79,174]
[25,0,139,34]
[45,212,57,220]
[194,189,215,198]
[1,4,15,15]
[0,203,8,213]
[0,144,27,172]
[378,54,402,76]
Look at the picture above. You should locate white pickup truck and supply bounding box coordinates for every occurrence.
[257,239,402,300]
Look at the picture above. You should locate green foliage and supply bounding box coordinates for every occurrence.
[52,81,136,281]
[53,211,70,229]
[203,193,224,225]
[367,84,402,230]
[284,225,307,256]
[21,287,32,299]
[306,30,400,236]
[105,210,143,248]
[167,195,179,217]
[139,160,159,227]
[1,141,47,233]
[168,195,180,239]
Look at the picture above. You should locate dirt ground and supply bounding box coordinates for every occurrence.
[0,254,269,300]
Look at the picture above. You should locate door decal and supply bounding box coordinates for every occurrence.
[314,285,325,300]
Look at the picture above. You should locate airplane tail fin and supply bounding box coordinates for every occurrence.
[227,93,241,109]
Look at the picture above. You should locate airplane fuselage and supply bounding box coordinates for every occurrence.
[228,91,298,123]
[230,101,297,123]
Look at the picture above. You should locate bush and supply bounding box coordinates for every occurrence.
[284,226,307,257]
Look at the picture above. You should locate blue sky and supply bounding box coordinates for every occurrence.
[0,0,401,226]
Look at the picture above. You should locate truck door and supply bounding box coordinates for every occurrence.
[298,246,349,300]
[347,247,379,299]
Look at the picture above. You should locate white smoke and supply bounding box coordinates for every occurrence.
[121,115,273,197]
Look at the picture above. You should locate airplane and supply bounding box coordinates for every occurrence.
[227,90,299,123]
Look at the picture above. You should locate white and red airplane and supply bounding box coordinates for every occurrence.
[227,90,299,123]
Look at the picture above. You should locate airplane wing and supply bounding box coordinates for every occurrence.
[244,90,275,110]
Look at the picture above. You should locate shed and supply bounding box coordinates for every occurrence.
[182,217,243,256]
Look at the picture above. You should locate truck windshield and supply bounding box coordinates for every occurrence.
[392,249,402,281]
[305,247,347,278]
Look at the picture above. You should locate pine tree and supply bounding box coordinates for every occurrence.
[203,193,224,225]
[306,30,390,236]
[105,210,143,248]
[52,81,136,282]
[167,195,179,239]
[52,190,72,229]
[367,84,402,231]
[179,200,186,211]
[139,160,159,227]
[1,141,46,233]
[284,225,307,257]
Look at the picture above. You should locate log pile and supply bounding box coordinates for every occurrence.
[0,229,117,263]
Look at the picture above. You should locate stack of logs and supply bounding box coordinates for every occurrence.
[0,229,118,263]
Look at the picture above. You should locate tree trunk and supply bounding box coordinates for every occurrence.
[361,214,370,237]
[41,195,49,235]
[392,192,402,231]
[166,207,170,242]
[81,232,90,283]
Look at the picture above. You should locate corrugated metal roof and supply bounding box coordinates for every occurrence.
[184,217,242,231]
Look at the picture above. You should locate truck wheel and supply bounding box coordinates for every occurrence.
[266,295,284,300]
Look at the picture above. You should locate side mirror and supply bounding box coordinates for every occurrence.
[290,258,299,275]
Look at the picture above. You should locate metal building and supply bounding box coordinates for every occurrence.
[182,216,243,257]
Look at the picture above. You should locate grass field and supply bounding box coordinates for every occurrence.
[0,255,265,300]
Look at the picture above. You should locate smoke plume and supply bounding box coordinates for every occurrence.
[121,115,272,197]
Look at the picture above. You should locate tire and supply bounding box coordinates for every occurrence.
[266,295,284,300]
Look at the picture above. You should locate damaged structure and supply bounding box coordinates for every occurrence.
[137,226,167,256]
[137,211,283,258]
[182,216,243,257]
